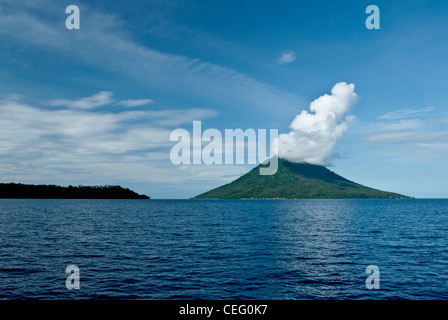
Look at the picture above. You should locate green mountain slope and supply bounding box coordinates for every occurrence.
[194,158,410,199]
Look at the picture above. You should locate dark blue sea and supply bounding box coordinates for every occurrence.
[0,199,447,300]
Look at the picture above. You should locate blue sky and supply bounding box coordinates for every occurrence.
[0,0,447,198]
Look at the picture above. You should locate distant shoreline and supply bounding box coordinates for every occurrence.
[0,183,150,199]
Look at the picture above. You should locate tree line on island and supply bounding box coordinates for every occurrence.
[0,183,150,199]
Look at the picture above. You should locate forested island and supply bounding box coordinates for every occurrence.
[194,158,411,199]
[0,183,150,199]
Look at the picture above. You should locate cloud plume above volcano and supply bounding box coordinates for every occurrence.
[273,82,359,165]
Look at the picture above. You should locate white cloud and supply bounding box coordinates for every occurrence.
[0,93,220,186]
[278,50,296,65]
[117,99,154,107]
[377,119,425,131]
[379,106,434,120]
[49,91,114,109]
[366,131,447,144]
[273,82,359,165]
[364,106,448,144]
[0,99,165,152]
[150,108,218,126]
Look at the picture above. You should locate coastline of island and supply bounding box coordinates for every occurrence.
[0,183,150,199]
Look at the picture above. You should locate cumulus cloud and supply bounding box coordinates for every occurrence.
[273,82,359,165]
[278,50,296,65]
[49,91,114,109]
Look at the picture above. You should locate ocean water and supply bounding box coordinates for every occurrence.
[0,199,447,300]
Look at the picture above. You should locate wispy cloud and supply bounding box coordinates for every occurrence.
[278,50,296,65]
[148,108,218,126]
[378,106,435,120]
[0,97,167,153]
[365,106,448,144]
[0,92,222,187]
[0,2,303,116]
[117,99,154,107]
[366,131,448,144]
[49,91,114,109]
